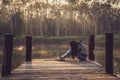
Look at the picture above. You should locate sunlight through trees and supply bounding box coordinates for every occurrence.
[0,0,120,36]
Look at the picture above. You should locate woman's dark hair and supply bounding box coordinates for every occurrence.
[70,41,78,59]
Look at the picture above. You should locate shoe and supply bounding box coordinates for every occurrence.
[55,57,65,61]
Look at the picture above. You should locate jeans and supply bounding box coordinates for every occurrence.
[62,49,87,61]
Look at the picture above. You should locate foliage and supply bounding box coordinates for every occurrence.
[11,11,24,35]
[0,0,120,36]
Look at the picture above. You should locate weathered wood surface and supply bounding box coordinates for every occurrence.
[1,59,118,80]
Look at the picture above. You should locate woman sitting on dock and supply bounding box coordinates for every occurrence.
[56,40,87,61]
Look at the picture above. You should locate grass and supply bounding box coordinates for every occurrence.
[32,36,88,45]
[12,51,25,69]
[0,51,25,72]
[95,50,105,66]
[95,34,120,77]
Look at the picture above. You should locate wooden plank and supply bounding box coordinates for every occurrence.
[1,59,118,80]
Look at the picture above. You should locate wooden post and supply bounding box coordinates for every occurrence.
[1,34,13,77]
[88,35,95,61]
[105,33,113,74]
[26,35,32,62]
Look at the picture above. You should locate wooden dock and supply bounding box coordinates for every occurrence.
[1,59,118,80]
